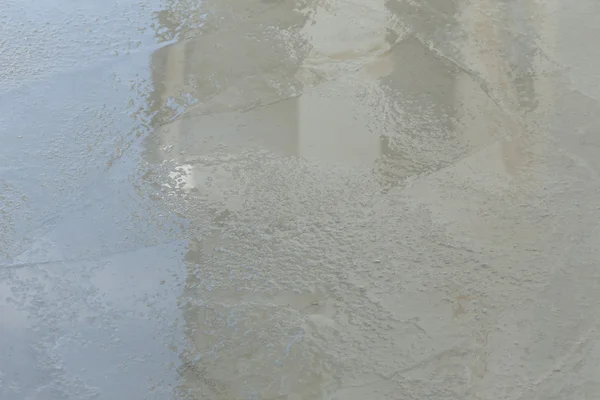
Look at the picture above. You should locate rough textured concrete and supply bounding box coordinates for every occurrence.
[1,0,600,399]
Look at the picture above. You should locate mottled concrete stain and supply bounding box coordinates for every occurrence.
[1,0,600,399]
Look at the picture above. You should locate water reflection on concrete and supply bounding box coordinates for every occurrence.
[2,0,600,398]
[138,0,600,399]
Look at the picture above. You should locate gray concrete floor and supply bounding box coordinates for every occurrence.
[2,0,600,399]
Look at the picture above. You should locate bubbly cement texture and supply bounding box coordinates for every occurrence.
[2,0,600,399]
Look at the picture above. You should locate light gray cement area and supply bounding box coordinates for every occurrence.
[1,0,600,399]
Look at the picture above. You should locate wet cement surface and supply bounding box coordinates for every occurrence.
[2,0,600,399]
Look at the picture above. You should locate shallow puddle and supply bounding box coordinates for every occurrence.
[2,0,600,399]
